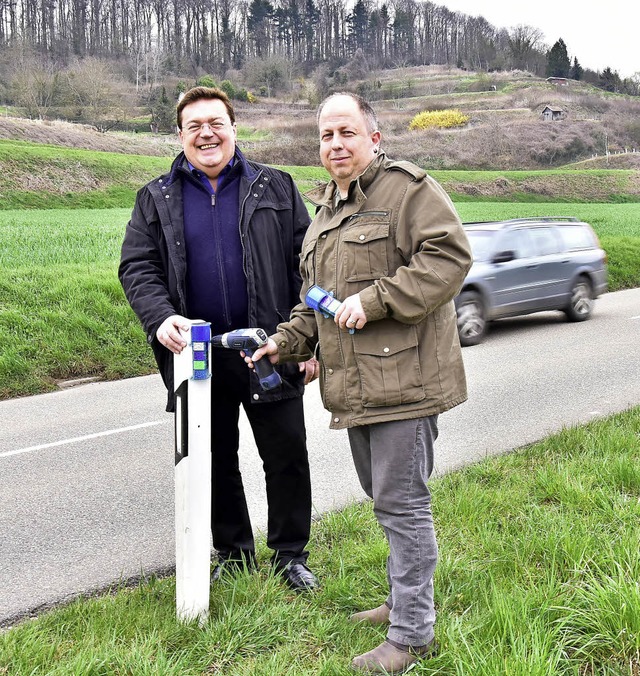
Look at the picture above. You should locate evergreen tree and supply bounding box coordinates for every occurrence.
[303,0,320,63]
[546,38,570,77]
[149,86,175,133]
[380,4,391,61]
[248,0,275,58]
[569,56,583,80]
[599,67,621,93]
[393,7,414,61]
[348,0,369,53]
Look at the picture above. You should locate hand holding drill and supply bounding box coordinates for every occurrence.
[212,328,282,391]
[305,285,367,332]
[241,286,368,378]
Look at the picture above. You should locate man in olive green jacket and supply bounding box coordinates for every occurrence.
[249,93,472,674]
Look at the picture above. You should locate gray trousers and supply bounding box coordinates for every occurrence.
[348,415,438,647]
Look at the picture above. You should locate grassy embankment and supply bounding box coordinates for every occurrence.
[2,141,639,673]
[1,141,640,399]
[1,407,639,674]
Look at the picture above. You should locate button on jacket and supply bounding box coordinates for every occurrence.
[119,148,311,411]
[272,153,473,429]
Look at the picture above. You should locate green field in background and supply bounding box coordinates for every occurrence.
[1,202,638,399]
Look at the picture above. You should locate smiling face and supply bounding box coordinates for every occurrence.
[318,95,381,196]
[178,98,237,179]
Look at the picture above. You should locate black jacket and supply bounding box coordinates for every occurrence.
[119,149,311,411]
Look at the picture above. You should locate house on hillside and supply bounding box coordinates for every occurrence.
[541,106,565,121]
[546,77,569,86]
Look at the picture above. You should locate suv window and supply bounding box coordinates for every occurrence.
[466,230,495,261]
[528,226,562,256]
[558,224,596,250]
[496,228,533,259]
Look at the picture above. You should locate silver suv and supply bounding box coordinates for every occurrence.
[455,217,608,346]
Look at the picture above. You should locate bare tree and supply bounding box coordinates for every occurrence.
[10,49,61,119]
[63,56,127,128]
[507,24,545,72]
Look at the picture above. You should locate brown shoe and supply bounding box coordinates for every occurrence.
[349,603,391,625]
[351,639,435,674]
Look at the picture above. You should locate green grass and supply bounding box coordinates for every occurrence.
[237,125,272,141]
[279,165,331,194]
[2,139,639,209]
[455,202,640,237]
[0,208,155,398]
[1,407,639,674]
[436,169,640,203]
[1,202,639,399]
[0,140,171,209]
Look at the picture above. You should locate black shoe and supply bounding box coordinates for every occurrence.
[278,562,319,592]
[212,556,256,582]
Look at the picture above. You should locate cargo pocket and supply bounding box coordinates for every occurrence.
[342,216,390,282]
[354,322,425,408]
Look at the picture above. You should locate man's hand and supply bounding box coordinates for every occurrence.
[299,357,320,385]
[156,315,190,354]
[334,293,368,331]
[243,337,280,368]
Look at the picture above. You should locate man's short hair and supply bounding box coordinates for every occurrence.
[176,86,236,129]
[317,92,379,134]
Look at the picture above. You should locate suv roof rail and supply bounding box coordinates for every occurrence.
[463,216,581,226]
[503,216,580,224]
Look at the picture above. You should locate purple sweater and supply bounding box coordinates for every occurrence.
[181,156,249,331]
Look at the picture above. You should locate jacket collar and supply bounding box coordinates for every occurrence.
[305,152,386,209]
[167,146,258,186]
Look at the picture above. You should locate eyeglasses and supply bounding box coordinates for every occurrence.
[183,120,231,135]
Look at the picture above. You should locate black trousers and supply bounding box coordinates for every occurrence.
[210,350,311,568]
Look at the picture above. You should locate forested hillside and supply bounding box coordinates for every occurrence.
[1,0,638,131]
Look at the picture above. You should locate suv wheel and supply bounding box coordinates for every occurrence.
[456,291,487,346]
[564,277,594,322]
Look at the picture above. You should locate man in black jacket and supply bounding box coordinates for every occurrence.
[119,86,318,591]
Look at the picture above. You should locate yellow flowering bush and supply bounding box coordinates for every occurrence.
[409,109,469,130]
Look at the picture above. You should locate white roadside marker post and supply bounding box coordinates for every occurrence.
[173,320,212,624]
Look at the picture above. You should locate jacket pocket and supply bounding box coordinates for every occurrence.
[354,322,425,408]
[300,237,317,284]
[342,216,390,282]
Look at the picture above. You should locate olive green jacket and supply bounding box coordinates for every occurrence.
[272,153,473,429]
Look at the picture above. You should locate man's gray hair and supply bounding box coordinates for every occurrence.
[317,92,379,134]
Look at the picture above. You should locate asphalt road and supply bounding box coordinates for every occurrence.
[1,288,639,626]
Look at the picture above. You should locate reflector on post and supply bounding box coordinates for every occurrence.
[174,320,211,624]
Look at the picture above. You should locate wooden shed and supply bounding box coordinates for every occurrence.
[541,106,564,121]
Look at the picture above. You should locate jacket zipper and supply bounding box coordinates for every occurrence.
[209,185,231,328]
[347,210,388,222]
[238,170,262,321]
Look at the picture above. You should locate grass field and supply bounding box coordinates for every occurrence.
[1,407,638,674]
[1,202,639,400]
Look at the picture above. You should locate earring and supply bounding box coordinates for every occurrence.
[373,147,379,154]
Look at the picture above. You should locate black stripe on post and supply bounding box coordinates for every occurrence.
[175,380,189,466]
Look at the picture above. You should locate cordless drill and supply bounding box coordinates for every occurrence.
[305,285,355,333]
[211,328,282,391]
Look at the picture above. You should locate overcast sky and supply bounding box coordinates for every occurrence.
[440,0,639,79]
